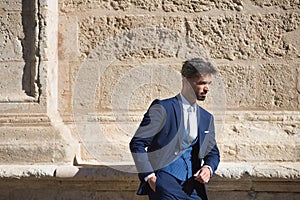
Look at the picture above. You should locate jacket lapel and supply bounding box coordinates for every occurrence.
[174,95,186,150]
[197,107,207,147]
[174,94,182,129]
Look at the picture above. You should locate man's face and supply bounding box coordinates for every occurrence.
[185,74,212,101]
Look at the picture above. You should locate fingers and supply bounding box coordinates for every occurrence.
[199,170,210,183]
[193,170,200,177]
[194,168,210,184]
[148,175,157,192]
[149,181,156,192]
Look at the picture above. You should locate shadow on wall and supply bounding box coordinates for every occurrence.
[21,0,40,100]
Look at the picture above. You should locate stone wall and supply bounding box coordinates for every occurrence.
[0,0,299,199]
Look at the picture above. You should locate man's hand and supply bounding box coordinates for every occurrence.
[147,175,157,192]
[194,167,211,184]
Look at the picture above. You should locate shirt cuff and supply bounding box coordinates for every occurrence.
[144,173,155,182]
[202,165,213,177]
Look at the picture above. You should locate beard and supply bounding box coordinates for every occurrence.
[196,91,207,101]
[197,95,206,101]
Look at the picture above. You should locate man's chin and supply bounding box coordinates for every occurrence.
[197,96,206,101]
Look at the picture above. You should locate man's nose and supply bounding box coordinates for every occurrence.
[204,84,209,91]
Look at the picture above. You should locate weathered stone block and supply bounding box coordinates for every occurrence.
[257,63,298,110]
[236,143,297,161]
[60,0,121,12]
[219,141,298,162]
[0,0,22,11]
[76,122,137,165]
[58,61,72,115]
[250,0,300,10]
[218,113,300,162]
[219,64,256,110]
[0,125,74,163]
[218,144,238,161]
[131,0,160,11]
[78,16,186,57]
[0,144,64,163]
[162,0,243,12]
[96,63,181,111]
[218,62,299,110]
[0,12,23,61]
[190,12,300,60]
[0,62,36,102]
[0,2,38,99]
[60,0,160,12]
[58,16,80,60]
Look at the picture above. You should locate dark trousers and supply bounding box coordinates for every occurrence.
[148,171,204,200]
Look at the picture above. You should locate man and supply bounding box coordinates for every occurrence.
[130,58,220,200]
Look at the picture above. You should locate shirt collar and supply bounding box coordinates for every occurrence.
[180,93,197,110]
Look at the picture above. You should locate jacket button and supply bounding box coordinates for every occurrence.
[174,151,178,155]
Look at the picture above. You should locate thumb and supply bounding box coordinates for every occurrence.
[193,170,200,177]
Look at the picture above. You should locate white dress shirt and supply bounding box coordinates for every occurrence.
[180,93,198,143]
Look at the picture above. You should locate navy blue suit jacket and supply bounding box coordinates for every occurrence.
[130,95,220,196]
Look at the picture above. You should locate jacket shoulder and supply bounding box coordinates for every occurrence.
[151,96,178,107]
[198,106,213,119]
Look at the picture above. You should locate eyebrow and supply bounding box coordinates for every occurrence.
[198,80,212,84]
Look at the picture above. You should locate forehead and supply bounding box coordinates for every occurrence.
[193,74,212,82]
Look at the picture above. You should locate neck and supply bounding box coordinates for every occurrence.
[181,91,196,105]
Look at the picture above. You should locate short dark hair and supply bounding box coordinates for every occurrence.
[181,58,217,78]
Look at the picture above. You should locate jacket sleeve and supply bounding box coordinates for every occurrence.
[129,99,167,181]
[201,115,220,174]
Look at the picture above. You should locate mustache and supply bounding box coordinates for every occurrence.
[200,90,208,95]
